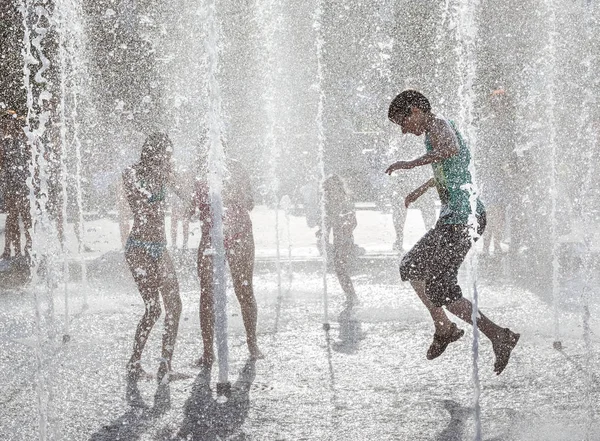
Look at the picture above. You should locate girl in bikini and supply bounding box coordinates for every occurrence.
[122,133,182,401]
[194,156,262,366]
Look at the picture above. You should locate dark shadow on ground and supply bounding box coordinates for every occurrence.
[435,400,513,441]
[435,400,472,441]
[89,382,171,441]
[171,359,256,441]
[333,305,364,354]
[556,348,600,389]
[89,406,155,441]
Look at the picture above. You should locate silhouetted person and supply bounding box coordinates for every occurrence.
[170,168,193,250]
[1,112,32,260]
[478,88,517,257]
[318,174,359,307]
[193,155,263,366]
[122,133,183,407]
[385,90,519,375]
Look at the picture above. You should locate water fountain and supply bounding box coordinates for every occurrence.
[4,0,600,439]
[18,1,57,438]
[204,0,229,396]
[314,0,329,332]
[256,0,284,317]
[454,0,482,438]
[54,0,89,342]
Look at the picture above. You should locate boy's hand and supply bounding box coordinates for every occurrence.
[385,161,413,175]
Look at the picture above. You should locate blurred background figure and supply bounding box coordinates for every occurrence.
[116,177,132,249]
[318,174,359,307]
[122,133,182,406]
[170,167,193,250]
[1,111,32,261]
[390,175,438,252]
[299,178,320,230]
[44,99,66,246]
[478,87,518,259]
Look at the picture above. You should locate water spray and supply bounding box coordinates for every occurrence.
[314,0,330,333]
[256,0,284,322]
[579,2,597,437]
[543,0,562,351]
[455,0,482,439]
[55,0,71,344]
[19,0,57,436]
[204,0,229,396]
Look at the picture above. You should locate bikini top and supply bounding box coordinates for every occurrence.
[127,167,166,205]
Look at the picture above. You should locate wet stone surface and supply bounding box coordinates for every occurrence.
[1,252,600,440]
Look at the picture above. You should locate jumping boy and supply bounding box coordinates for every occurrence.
[385,90,519,375]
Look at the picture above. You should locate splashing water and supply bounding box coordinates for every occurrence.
[256,0,283,309]
[204,0,229,388]
[19,0,60,437]
[455,0,482,439]
[314,0,329,329]
[542,0,561,349]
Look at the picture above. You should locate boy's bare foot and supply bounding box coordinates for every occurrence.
[493,328,520,375]
[427,323,464,360]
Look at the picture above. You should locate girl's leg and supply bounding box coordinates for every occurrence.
[391,198,407,250]
[182,217,190,250]
[157,250,182,380]
[197,237,215,365]
[227,233,262,359]
[2,204,18,258]
[483,204,502,255]
[170,214,178,249]
[333,242,358,305]
[125,249,162,375]
[20,200,32,256]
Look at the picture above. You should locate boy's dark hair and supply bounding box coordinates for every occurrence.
[388,90,431,120]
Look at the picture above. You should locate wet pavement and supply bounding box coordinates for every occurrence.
[1,209,600,440]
